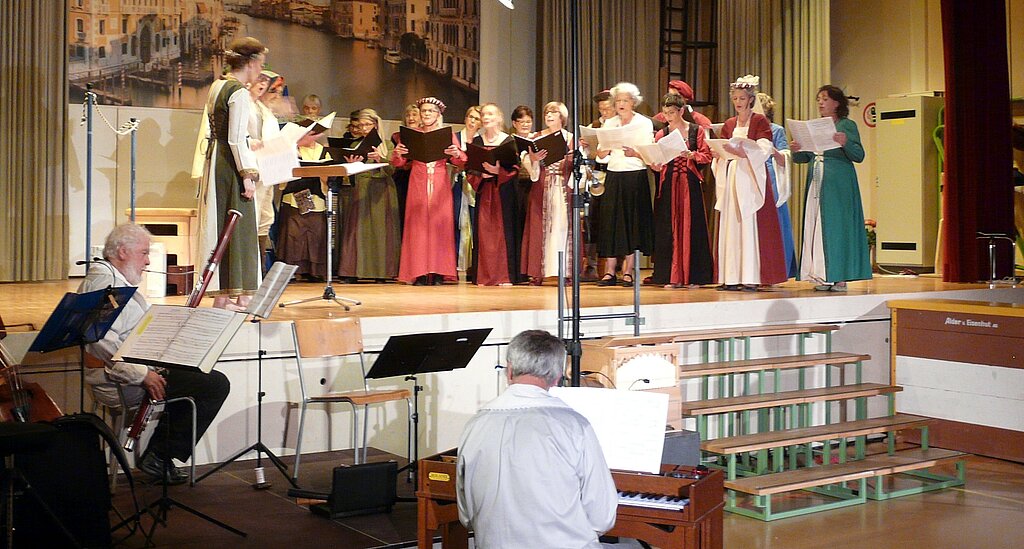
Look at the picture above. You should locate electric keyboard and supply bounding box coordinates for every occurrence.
[617,490,689,511]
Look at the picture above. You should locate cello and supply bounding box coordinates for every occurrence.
[0,340,62,424]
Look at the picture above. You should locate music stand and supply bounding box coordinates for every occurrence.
[28,287,136,412]
[366,327,491,484]
[279,165,361,311]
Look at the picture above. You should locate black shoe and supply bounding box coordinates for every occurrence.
[413,276,428,286]
[621,274,634,287]
[596,274,617,287]
[139,451,188,486]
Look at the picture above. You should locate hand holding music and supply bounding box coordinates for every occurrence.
[393,143,409,157]
[622,146,640,159]
[833,132,847,146]
[723,142,747,158]
[528,148,548,164]
[344,154,364,164]
[482,161,500,175]
[445,144,464,160]
[790,140,802,152]
[143,370,167,401]
[367,144,386,162]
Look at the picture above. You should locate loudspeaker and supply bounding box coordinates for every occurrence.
[662,430,701,467]
[4,414,114,549]
[311,461,398,519]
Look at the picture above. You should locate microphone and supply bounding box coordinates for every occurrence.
[144,268,197,275]
[627,378,651,390]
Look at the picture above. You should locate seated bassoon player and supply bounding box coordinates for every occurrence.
[456,330,617,548]
[79,223,230,485]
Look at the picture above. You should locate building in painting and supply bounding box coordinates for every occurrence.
[384,0,428,59]
[328,0,381,40]
[67,0,225,92]
[423,0,479,91]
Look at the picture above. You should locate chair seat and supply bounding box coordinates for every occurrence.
[310,388,412,405]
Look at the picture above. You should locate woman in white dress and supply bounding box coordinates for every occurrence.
[520,102,573,283]
[711,75,788,291]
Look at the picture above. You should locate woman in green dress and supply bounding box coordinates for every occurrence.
[196,36,266,309]
[792,85,872,291]
[337,108,401,282]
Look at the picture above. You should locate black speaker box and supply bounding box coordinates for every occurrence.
[2,415,113,549]
[310,461,398,519]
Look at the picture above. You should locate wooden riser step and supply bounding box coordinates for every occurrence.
[703,413,932,455]
[582,323,838,349]
[679,351,870,378]
[725,447,967,496]
[680,383,902,416]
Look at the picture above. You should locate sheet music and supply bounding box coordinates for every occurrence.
[786,117,841,153]
[706,138,742,160]
[578,123,651,151]
[709,123,724,138]
[121,305,192,360]
[256,132,301,186]
[114,305,245,373]
[247,262,298,319]
[338,161,389,176]
[636,128,689,166]
[550,386,668,474]
[158,308,239,369]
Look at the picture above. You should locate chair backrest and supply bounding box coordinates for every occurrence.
[292,317,370,395]
[293,317,364,358]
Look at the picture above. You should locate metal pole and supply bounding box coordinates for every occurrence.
[568,0,582,388]
[130,117,138,222]
[85,84,95,269]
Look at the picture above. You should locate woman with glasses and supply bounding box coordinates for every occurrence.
[337,108,400,283]
[391,97,467,285]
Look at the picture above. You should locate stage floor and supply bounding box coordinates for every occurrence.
[0,273,1002,331]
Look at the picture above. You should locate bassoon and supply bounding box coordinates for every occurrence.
[124,209,243,452]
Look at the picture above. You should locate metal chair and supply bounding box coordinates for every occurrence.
[93,385,197,488]
[290,317,413,482]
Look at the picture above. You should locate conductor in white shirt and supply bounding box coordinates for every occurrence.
[457,330,617,548]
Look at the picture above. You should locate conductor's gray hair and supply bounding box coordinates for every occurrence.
[103,223,152,260]
[610,82,643,107]
[507,330,566,384]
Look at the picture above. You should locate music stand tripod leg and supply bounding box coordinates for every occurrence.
[278,175,359,310]
[127,405,247,542]
[194,321,298,489]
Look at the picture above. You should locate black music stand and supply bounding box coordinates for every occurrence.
[195,262,298,489]
[28,287,136,413]
[111,404,246,544]
[366,328,491,484]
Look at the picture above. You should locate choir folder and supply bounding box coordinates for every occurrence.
[399,125,453,163]
[465,140,519,173]
[513,131,569,164]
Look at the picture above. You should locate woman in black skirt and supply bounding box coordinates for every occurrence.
[594,82,655,287]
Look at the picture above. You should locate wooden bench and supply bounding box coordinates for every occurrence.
[679,383,902,416]
[723,447,967,520]
[702,413,932,455]
[678,351,869,378]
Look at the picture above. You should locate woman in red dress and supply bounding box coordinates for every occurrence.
[465,103,520,286]
[391,97,466,285]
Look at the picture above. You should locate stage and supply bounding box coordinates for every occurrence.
[2,275,1022,467]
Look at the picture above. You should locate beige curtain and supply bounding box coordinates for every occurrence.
[0,0,68,281]
[538,0,662,124]
[717,0,830,248]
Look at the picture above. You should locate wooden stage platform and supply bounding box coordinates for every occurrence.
[0,273,1012,331]
[2,274,1022,469]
